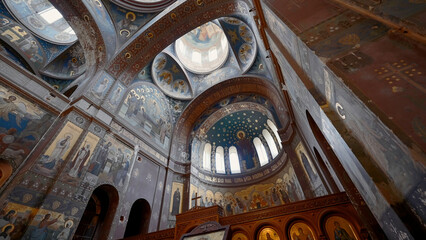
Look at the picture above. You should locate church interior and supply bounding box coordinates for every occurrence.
[0,0,424,239]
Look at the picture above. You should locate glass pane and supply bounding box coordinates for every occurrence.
[229,146,241,174]
[203,143,211,171]
[254,137,269,166]
[263,129,278,158]
[215,146,225,174]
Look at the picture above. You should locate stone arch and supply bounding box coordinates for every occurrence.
[73,184,119,240]
[171,76,289,164]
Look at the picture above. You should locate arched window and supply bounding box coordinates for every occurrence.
[202,143,212,171]
[263,129,278,158]
[215,146,225,174]
[253,137,269,166]
[267,119,282,149]
[229,146,241,174]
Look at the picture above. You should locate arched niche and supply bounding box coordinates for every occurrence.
[73,184,119,240]
[171,76,289,164]
[124,198,151,238]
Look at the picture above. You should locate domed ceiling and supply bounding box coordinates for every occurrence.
[175,21,229,74]
[205,110,270,147]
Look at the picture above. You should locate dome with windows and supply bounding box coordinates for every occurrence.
[4,0,77,44]
[190,95,284,183]
[175,21,229,74]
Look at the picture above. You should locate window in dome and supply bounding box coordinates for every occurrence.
[175,22,229,74]
[4,0,77,44]
[202,143,212,171]
[229,146,241,174]
[267,119,282,149]
[254,137,269,166]
[263,129,278,158]
[215,146,225,174]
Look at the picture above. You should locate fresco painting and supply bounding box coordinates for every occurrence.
[23,207,77,240]
[189,163,305,216]
[152,52,193,100]
[0,84,55,170]
[34,122,83,177]
[62,132,100,185]
[169,182,183,217]
[40,43,86,79]
[89,73,114,101]
[0,201,38,240]
[4,0,77,44]
[0,14,45,71]
[118,83,172,148]
[290,222,316,240]
[104,1,157,44]
[105,82,125,111]
[82,134,134,192]
[325,216,359,240]
[295,142,327,196]
[258,227,280,240]
[219,17,257,72]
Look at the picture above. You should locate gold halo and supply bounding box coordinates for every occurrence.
[126,12,136,21]
[2,223,14,232]
[236,130,246,139]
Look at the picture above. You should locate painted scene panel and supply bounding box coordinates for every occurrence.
[169,182,183,217]
[34,122,83,177]
[290,222,316,240]
[258,227,280,240]
[62,132,100,184]
[0,84,55,170]
[325,216,359,240]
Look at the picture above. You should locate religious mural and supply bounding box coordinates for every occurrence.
[104,82,125,112]
[152,52,193,100]
[295,142,327,197]
[61,132,100,185]
[104,1,157,44]
[40,43,86,79]
[0,14,45,71]
[4,0,77,44]
[88,72,114,102]
[290,222,316,240]
[169,182,183,217]
[325,216,359,240]
[188,163,305,216]
[0,84,55,170]
[34,122,83,178]
[118,83,172,148]
[258,227,280,240]
[80,134,134,192]
[219,17,257,72]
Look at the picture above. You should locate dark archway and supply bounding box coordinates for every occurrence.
[124,199,151,238]
[73,184,119,240]
[312,147,340,194]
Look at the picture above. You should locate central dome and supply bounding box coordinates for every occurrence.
[175,22,229,74]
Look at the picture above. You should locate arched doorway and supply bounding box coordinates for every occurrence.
[73,184,119,240]
[124,199,151,238]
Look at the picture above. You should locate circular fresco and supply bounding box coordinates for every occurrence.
[175,21,229,74]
